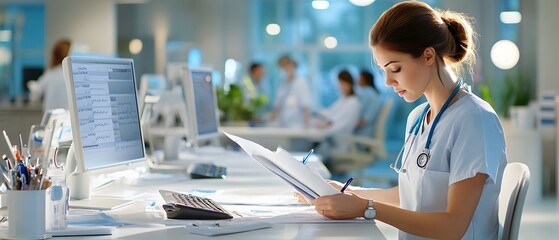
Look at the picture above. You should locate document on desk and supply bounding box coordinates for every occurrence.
[224,132,338,200]
[229,205,375,224]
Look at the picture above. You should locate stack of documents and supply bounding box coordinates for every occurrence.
[223,132,338,200]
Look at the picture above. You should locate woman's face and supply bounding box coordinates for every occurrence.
[372,45,432,102]
[338,79,351,96]
[280,62,295,76]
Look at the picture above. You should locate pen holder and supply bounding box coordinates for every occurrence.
[7,190,49,239]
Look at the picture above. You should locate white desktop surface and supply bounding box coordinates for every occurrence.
[52,150,391,239]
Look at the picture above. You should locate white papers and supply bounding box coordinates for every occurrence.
[226,205,374,224]
[223,132,338,200]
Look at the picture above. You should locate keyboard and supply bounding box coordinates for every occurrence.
[159,190,233,220]
[189,163,227,179]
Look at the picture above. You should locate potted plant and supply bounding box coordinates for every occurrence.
[216,84,268,126]
[504,72,535,129]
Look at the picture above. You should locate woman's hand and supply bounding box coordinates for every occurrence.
[295,180,353,204]
[315,121,331,129]
[311,193,368,220]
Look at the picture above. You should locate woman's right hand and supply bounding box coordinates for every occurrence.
[295,180,353,204]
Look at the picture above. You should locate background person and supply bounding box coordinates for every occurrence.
[354,70,382,137]
[28,39,72,111]
[268,55,312,128]
[241,62,267,100]
[314,70,361,155]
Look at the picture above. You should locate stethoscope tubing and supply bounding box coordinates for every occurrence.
[391,81,463,173]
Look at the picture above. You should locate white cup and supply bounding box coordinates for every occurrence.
[8,190,49,239]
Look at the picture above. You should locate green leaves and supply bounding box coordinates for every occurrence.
[216,84,268,122]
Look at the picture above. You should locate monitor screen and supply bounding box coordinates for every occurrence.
[63,57,145,171]
[182,67,220,143]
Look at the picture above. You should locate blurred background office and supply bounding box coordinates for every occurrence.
[0,0,557,238]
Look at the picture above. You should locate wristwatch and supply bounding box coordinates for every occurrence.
[363,200,376,219]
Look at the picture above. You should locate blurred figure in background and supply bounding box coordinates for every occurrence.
[314,70,361,155]
[355,70,382,137]
[28,39,72,111]
[241,62,269,122]
[269,55,311,128]
[316,70,361,134]
[241,62,266,100]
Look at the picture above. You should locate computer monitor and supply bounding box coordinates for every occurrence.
[166,62,189,87]
[180,67,220,148]
[63,56,146,202]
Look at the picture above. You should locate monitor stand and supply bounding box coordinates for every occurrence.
[65,144,134,210]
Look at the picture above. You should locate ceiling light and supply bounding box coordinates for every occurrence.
[266,23,281,36]
[324,36,338,49]
[491,40,520,70]
[349,0,375,7]
[312,0,329,10]
[129,39,143,55]
[500,11,522,24]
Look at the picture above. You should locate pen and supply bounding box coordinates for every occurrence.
[18,134,23,157]
[302,149,314,165]
[340,177,353,193]
[3,130,17,167]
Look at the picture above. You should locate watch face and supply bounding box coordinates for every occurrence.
[364,208,376,219]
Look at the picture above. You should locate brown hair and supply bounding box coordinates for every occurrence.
[370,1,475,78]
[51,39,71,68]
[277,55,298,68]
[338,70,355,96]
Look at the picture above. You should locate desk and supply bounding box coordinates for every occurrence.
[221,126,328,151]
[56,150,392,239]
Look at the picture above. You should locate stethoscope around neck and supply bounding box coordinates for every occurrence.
[390,81,463,174]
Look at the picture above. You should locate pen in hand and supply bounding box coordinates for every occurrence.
[340,177,353,193]
[302,149,314,165]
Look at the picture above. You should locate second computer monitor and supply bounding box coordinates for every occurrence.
[181,67,220,145]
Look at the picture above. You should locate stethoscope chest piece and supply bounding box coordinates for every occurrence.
[417,152,429,168]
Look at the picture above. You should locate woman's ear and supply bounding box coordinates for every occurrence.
[422,47,436,66]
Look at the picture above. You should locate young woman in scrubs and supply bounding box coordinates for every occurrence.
[300,2,507,239]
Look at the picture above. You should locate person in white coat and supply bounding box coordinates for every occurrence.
[269,55,312,128]
[315,70,361,152]
[28,39,71,111]
[298,2,507,240]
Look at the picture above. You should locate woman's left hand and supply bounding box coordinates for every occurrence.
[311,193,368,220]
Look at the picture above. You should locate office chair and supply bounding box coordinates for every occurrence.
[498,162,530,240]
[329,97,394,180]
